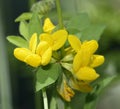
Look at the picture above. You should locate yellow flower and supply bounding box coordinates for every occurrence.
[75,67,99,82]
[14,33,52,67]
[57,80,75,102]
[40,29,68,51]
[43,18,55,33]
[68,35,81,52]
[68,35,104,82]
[69,78,93,92]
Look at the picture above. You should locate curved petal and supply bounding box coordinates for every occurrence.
[75,67,99,82]
[73,51,83,73]
[81,40,98,55]
[36,41,50,56]
[68,35,81,52]
[73,50,91,72]
[24,54,41,67]
[89,55,105,68]
[43,18,55,33]
[52,30,68,50]
[39,33,53,47]
[41,47,52,66]
[14,48,32,62]
[29,33,37,53]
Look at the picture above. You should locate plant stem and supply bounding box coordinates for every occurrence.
[42,88,48,109]
[55,0,64,29]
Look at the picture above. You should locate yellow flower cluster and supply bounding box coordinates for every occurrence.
[57,35,104,101]
[14,18,68,67]
[13,18,105,101]
[62,35,104,96]
[68,35,104,82]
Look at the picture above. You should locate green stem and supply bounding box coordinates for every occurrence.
[42,88,48,109]
[56,0,64,29]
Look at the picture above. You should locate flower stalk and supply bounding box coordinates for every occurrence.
[56,0,64,29]
[42,88,48,109]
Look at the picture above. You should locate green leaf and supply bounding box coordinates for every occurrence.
[7,36,28,48]
[66,13,90,33]
[36,63,61,91]
[19,21,29,40]
[84,76,116,109]
[61,63,73,73]
[80,24,106,41]
[96,76,116,94]
[28,13,42,37]
[15,12,33,22]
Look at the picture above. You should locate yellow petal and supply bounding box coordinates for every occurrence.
[76,67,99,82]
[39,33,53,47]
[51,30,68,50]
[14,48,32,62]
[36,41,50,56]
[73,52,83,73]
[36,41,52,66]
[68,35,81,52]
[24,54,41,67]
[29,33,37,53]
[43,18,55,33]
[77,82,93,92]
[57,80,75,102]
[70,79,92,92]
[41,47,52,66]
[73,40,98,72]
[73,50,91,72]
[89,55,105,67]
[81,40,98,55]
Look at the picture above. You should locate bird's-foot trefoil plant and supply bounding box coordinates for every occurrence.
[7,0,115,109]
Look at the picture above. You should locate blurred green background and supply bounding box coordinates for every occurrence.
[0,0,120,109]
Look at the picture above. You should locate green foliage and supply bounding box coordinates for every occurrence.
[15,12,43,22]
[65,13,106,41]
[66,13,90,32]
[36,63,61,91]
[19,21,29,40]
[28,13,43,37]
[61,63,73,73]
[15,12,33,22]
[80,24,106,41]
[84,76,116,109]
[7,13,43,47]
[7,36,28,48]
